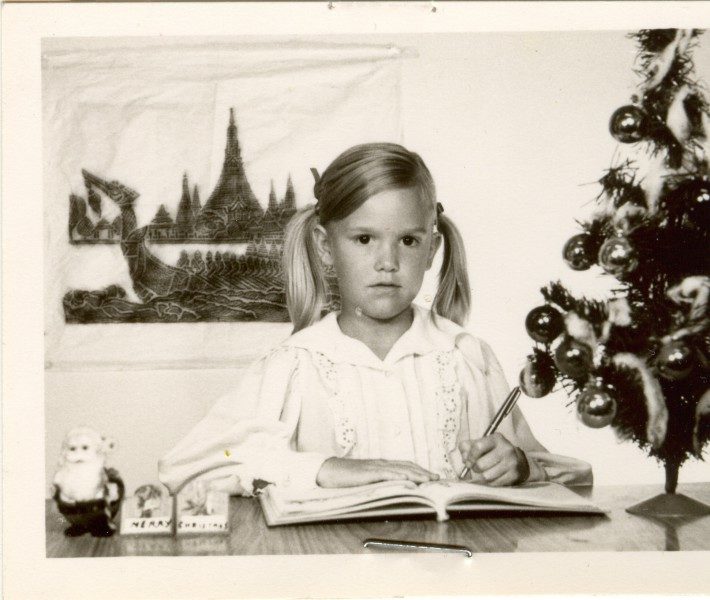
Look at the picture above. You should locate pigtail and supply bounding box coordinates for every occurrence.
[283,205,329,333]
[433,213,471,326]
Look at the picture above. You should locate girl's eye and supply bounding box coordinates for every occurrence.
[356,235,371,244]
[69,446,76,452]
[402,236,419,247]
[82,445,89,451]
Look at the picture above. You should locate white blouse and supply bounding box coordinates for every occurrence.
[159,305,592,495]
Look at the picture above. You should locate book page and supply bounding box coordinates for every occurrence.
[418,480,601,511]
[272,479,417,502]
[268,480,422,515]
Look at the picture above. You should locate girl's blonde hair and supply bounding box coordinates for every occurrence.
[283,142,470,332]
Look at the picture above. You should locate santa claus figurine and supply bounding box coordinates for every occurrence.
[52,427,124,537]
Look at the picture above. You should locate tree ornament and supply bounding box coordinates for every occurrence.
[610,105,649,143]
[563,233,594,271]
[658,179,706,229]
[554,337,593,380]
[576,381,617,429]
[692,388,710,454]
[675,178,710,230]
[525,305,564,344]
[657,340,695,380]
[598,236,638,277]
[696,335,710,370]
[519,353,557,398]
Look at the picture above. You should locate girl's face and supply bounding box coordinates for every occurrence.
[315,187,440,322]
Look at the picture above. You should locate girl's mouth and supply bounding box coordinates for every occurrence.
[369,284,401,294]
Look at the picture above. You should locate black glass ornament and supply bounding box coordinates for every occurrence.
[576,382,617,429]
[598,236,638,277]
[563,233,594,271]
[610,105,649,143]
[554,337,593,380]
[697,335,710,371]
[659,177,710,231]
[519,353,557,398]
[675,178,710,230]
[525,305,564,344]
[658,340,695,381]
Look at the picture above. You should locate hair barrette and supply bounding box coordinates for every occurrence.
[311,167,322,212]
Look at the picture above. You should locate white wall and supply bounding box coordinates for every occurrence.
[45,30,710,495]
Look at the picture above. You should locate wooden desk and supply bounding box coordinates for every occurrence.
[46,483,710,557]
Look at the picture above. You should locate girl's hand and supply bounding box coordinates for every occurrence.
[458,433,530,487]
[316,457,440,488]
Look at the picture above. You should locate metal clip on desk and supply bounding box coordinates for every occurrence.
[363,537,473,557]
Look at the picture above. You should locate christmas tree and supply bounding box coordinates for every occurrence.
[520,29,709,516]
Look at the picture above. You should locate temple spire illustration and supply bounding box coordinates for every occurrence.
[175,172,194,236]
[202,108,262,218]
[268,179,278,213]
[283,174,296,212]
[191,185,201,220]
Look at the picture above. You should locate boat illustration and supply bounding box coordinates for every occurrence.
[63,110,298,323]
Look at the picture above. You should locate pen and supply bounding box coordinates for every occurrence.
[363,538,473,557]
[459,386,522,480]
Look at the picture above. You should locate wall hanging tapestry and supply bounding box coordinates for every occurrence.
[43,37,406,367]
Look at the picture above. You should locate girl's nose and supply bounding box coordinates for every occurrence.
[375,243,399,272]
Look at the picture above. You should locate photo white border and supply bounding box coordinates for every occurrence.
[4,2,710,599]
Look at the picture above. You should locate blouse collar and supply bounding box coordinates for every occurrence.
[284,304,461,370]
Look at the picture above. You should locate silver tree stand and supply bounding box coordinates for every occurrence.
[626,460,710,517]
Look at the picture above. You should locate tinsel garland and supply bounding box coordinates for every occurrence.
[633,29,704,119]
[540,281,607,330]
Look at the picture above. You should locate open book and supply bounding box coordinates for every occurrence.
[259,479,604,526]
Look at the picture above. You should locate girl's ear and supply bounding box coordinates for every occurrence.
[313,224,334,268]
[426,232,443,270]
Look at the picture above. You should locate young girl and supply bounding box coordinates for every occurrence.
[159,143,592,496]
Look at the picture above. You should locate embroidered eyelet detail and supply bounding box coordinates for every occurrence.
[442,386,457,413]
[313,352,356,456]
[313,351,336,381]
[338,426,356,448]
[434,350,461,479]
